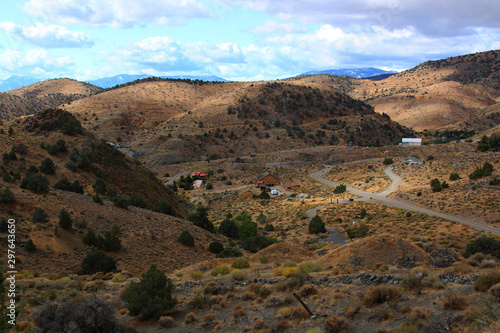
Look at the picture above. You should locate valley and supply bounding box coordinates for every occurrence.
[0,50,500,333]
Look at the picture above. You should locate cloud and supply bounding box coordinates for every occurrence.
[0,48,73,75]
[246,20,307,36]
[23,0,212,27]
[0,22,94,48]
[229,0,500,37]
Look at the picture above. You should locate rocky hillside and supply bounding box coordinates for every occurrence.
[0,109,226,274]
[0,78,102,119]
[62,79,413,166]
[289,50,500,132]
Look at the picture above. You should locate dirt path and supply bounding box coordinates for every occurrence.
[310,166,500,236]
[378,167,402,196]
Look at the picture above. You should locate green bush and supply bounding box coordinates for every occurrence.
[242,235,275,253]
[45,139,67,155]
[187,206,214,233]
[58,208,72,230]
[177,230,194,247]
[112,196,129,209]
[25,239,36,253]
[121,264,176,319]
[83,229,97,247]
[235,212,257,240]
[216,247,242,258]
[93,178,107,194]
[79,250,117,275]
[32,208,48,223]
[20,173,49,193]
[208,241,223,254]
[383,157,394,165]
[230,269,247,281]
[308,215,326,234]
[53,178,84,194]
[155,199,174,216]
[298,261,322,273]
[474,272,500,292]
[449,173,460,181]
[218,218,239,238]
[0,187,14,202]
[464,236,500,258]
[333,184,346,194]
[430,178,442,192]
[211,265,230,276]
[231,259,250,269]
[469,162,494,180]
[39,158,57,174]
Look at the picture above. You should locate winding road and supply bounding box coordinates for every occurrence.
[310,166,500,236]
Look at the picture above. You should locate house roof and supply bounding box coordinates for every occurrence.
[402,138,422,143]
[193,180,204,187]
[403,156,423,163]
[257,171,280,181]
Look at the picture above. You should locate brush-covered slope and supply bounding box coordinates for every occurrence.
[0,109,225,274]
[0,78,102,119]
[289,50,500,132]
[63,79,413,166]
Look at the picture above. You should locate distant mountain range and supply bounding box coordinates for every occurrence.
[298,67,397,79]
[0,68,397,92]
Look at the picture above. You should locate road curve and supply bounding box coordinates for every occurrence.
[310,167,500,236]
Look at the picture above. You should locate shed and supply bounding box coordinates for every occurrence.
[400,138,422,146]
[402,157,423,165]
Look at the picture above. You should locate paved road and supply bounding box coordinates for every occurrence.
[305,204,349,245]
[310,167,500,236]
[165,170,191,186]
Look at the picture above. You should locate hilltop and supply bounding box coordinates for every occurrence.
[289,50,500,132]
[62,79,412,166]
[0,78,102,119]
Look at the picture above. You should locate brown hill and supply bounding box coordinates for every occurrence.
[62,79,413,165]
[0,110,230,274]
[289,50,500,132]
[0,78,102,119]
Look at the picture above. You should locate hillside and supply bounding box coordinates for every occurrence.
[289,50,500,132]
[0,78,102,119]
[0,109,224,274]
[62,79,413,166]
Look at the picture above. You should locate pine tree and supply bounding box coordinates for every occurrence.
[308,215,326,234]
[58,208,72,230]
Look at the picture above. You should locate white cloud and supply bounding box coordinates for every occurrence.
[246,20,306,36]
[0,48,73,75]
[0,22,94,48]
[23,0,212,27]
[229,0,500,37]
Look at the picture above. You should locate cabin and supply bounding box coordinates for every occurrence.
[256,171,280,190]
[402,157,423,165]
[400,138,422,146]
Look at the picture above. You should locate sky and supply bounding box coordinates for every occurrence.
[0,0,499,81]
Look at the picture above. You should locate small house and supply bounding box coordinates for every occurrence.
[256,171,280,189]
[193,180,205,188]
[402,157,423,166]
[400,138,422,146]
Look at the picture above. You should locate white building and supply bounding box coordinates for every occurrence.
[400,138,422,146]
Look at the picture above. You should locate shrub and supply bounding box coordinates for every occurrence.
[208,241,223,254]
[464,236,500,258]
[218,218,239,238]
[242,235,275,253]
[383,157,394,165]
[430,178,442,192]
[230,269,247,281]
[177,230,194,247]
[155,199,174,216]
[25,239,36,253]
[93,178,107,194]
[298,261,322,273]
[45,139,67,155]
[231,259,250,269]
[205,183,213,190]
[443,291,468,310]
[0,187,14,202]
[92,194,103,204]
[58,208,72,230]
[277,307,293,319]
[449,173,460,181]
[34,297,129,332]
[474,271,500,292]
[191,271,204,281]
[333,184,346,194]
[324,315,349,333]
[79,250,117,275]
[20,173,49,193]
[211,265,230,276]
[121,264,177,319]
[488,283,500,299]
[283,261,297,267]
[32,208,48,223]
[187,206,214,233]
[363,285,402,307]
[111,273,127,283]
[158,316,174,328]
[235,212,257,240]
[282,267,299,278]
[216,247,242,258]
[308,215,326,234]
[53,178,84,194]
[112,196,129,209]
